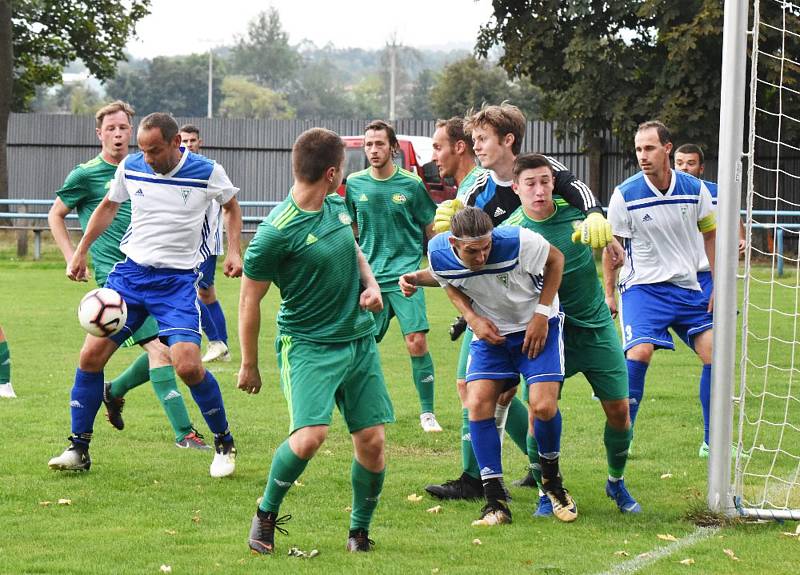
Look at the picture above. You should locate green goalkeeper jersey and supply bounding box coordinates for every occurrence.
[456,165,486,201]
[504,199,611,328]
[244,192,376,343]
[345,165,437,291]
[56,154,132,287]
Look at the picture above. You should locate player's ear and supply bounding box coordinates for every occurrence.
[455,140,466,155]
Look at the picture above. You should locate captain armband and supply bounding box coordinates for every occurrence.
[697,213,717,233]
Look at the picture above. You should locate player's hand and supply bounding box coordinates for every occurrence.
[707,291,714,314]
[399,273,418,297]
[433,198,464,234]
[605,294,618,318]
[237,364,263,395]
[223,253,243,278]
[360,286,383,313]
[66,252,90,282]
[522,314,549,359]
[571,212,613,248]
[738,238,746,255]
[604,238,625,270]
[468,315,505,345]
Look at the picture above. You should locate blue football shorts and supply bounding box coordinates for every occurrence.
[465,313,565,390]
[198,255,217,290]
[619,282,712,353]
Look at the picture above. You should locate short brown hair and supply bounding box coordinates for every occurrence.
[292,128,345,183]
[95,100,134,129]
[365,119,398,151]
[637,120,671,145]
[675,143,704,164]
[435,117,474,154]
[451,206,493,239]
[513,153,554,181]
[465,102,526,155]
[179,123,200,136]
[139,112,179,143]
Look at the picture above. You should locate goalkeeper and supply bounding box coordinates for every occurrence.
[425,103,623,503]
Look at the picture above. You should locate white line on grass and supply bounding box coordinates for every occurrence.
[592,526,719,575]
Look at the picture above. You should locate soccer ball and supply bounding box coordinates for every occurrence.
[78,288,128,337]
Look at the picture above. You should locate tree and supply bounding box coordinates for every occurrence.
[350,75,384,119]
[105,54,225,117]
[31,82,104,114]
[287,58,354,119]
[429,56,513,119]
[230,8,300,91]
[406,69,438,120]
[218,76,295,120]
[1,0,149,198]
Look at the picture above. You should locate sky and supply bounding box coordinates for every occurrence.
[126,0,496,58]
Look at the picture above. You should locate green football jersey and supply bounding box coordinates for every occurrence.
[456,165,486,201]
[504,199,611,328]
[345,165,436,291]
[244,192,376,343]
[56,154,132,286]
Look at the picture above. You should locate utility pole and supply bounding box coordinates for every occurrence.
[207,48,213,119]
[388,41,396,122]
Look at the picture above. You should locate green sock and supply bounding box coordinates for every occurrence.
[110,352,150,398]
[605,422,633,479]
[526,432,543,485]
[0,341,10,384]
[461,408,480,479]
[411,353,435,413]
[350,459,385,531]
[505,396,529,456]
[260,440,310,513]
[150,366,194,442]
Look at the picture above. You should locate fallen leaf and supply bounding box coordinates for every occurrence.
[723,548,740,561]
[323,449,333,455]
[153,480,160,484]
[159,566,172,574]
[623,539,629,544]
[781,531,798,538]
[288,546,319,558]
[661,473,673,479]
[39,501,52,507]
[344,506,352,512]
[658,534,678,542]
[427,505,443,514]
[679,558,695,566]
[432,569,440,574]
[637,552,653,559]
[57,499,71,506]
[256,496,263,505]
[294,480,304,487]
[614,550,630,557]
[164,530,176,536]
[192,513,201,524]
[407,493,423,502]
[472,538,482,545]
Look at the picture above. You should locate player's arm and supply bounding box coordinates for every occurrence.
[47,197,76,264]
[550,161,612,248]
[698,184,717,312]
[399,268,438,296]
[356,242,383,313]
[221,196,243,278]
[237,275,270,395]
[443,283,505,345]
[602,238,623,318]
[739,218,747,255]
[523,244,564,359]
[68,196,120,282]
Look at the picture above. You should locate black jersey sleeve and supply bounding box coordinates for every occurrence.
[546,156,604,215]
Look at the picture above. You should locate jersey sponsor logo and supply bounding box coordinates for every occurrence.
[494,206,506,218]
[306,233,318,245]
[497,273,509,287]
[180,188,192,205]
[338,212,352,225]
[359,193,368,202]
[135,188,144,196]
[642,213,653,222]
[391,193,407,204]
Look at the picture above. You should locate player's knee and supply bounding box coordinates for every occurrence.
[354,426,385,467]
[290,426,328,459]
[605,402,630,430]
[626,344,653,363]
[405,332,428,356]
[78,338,113,371]
[197,287,216,305]
[173,360,204,386]
[530,398,558,421]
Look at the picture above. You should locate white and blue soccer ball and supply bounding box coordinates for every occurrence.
[78,288,127,337]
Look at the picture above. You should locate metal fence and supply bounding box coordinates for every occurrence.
[6,113,798,210]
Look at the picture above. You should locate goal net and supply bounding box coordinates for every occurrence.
[735,0,800,520]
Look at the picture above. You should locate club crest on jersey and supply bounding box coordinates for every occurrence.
[497,273,509,287]
[680,205,688,217]
[339,212,352,225]
[392,193,407,204]
[180,188,192,204]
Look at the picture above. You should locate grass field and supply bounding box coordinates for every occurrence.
[0,236,798,574]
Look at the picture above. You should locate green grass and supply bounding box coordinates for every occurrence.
[0,242,798,574]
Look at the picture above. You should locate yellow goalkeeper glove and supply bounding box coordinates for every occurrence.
[433,198,464,234]
[571,211,613,248]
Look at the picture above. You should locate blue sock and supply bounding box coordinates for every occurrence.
[198,301,220,342]
[206,301,228,344]
[700,364,712,445]
[189,370,229,436]
[469,417,503,479]
[70,368,104,441]
[533,409,562,456]
[627,359,649,427]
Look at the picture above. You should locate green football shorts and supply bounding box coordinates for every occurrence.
[563,320,628,401]
[456,326,473,380]
[373,289,429,343]
[120,315,160,348]
[275,333,395,434]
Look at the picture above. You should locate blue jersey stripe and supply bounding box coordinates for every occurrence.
[125,174,209,189]
[627,198,699,211]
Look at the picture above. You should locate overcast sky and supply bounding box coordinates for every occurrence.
[126,0,496,58]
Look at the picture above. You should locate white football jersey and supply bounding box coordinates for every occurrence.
[608,169,714,292]
[109,149,238,269]
[427,226,559,335]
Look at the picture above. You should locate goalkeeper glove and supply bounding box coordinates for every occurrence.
[433,198,464,234]
[571,211,613,249]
